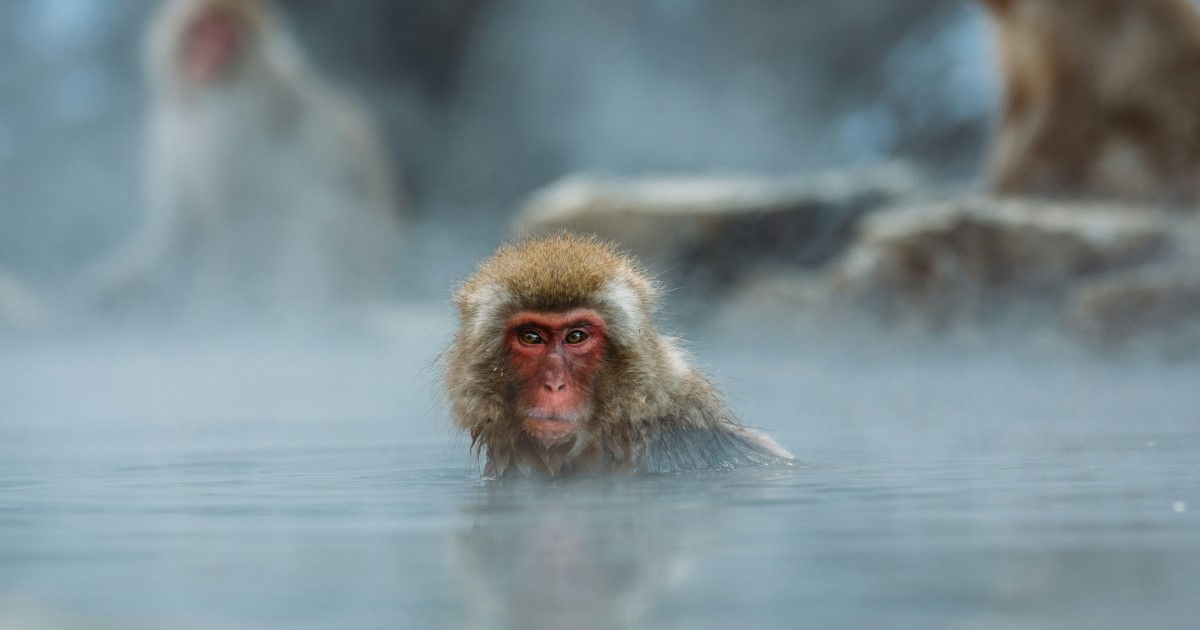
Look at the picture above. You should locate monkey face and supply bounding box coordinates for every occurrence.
[181,8,248,84]
[504,309,607,448]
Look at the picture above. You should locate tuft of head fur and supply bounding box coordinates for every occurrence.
[455,232,657,348]
[444,232,792,477]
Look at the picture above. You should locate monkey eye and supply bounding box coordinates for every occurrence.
[564,330,589,345]
[519,330,544,345]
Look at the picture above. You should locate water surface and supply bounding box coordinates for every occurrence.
[1,326,1197,629]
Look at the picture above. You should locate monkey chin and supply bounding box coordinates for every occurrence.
[520,414,583,450]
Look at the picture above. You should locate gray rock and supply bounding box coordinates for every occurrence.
[1067,268,1200,347]
[513,163,924,293]
[829,196,1172,324]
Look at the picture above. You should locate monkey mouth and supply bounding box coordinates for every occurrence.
[521,416,578,444]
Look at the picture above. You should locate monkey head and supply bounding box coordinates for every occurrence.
[147,0,285,96]
[445,233,665,474]
[181,4,251,84]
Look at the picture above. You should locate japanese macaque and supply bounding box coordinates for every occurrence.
[983,0,1200,203]
[444,233,793,478]
[89,0,402,317]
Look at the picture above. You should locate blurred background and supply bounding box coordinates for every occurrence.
[3,2,1200,629]
[0,0,989,293]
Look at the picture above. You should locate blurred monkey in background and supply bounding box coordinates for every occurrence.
[984,0,1200,204]
[89,0,404,320]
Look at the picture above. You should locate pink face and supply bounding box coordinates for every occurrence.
[182,10,246,83]
[505,309,607,446]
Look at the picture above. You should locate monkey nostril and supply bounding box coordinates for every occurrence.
[556,383,566,392]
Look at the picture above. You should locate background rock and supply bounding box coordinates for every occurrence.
[828,197,1173,325]
[1067,267,1200,351]
[513,163,925,295]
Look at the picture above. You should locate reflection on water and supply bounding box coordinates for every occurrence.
[1,330,1199,629]
[456,474,735,630]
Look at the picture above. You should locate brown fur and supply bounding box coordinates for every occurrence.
[444,233,793,478]
[983,0,1200,203]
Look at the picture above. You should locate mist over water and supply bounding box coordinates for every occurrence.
[2,1,1199,628]
[4,322,1198,628]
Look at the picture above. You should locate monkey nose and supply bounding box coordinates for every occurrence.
[542,374,567,394]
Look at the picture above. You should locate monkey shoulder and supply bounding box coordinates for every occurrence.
[635,421,791,473]
[620,367,789,472]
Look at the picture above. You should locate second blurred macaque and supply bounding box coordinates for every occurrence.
[984,0,1200,205]
[88,0,404,324]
